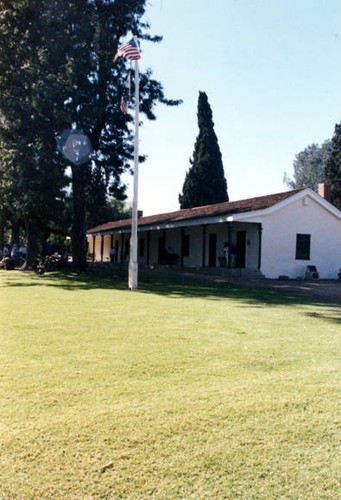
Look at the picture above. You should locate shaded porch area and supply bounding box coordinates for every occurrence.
[87,220,263,273]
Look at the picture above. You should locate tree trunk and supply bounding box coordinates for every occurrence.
[0,213,5,251]
[11,219,20,245]
[71,164,87,272]
[24,219,39,270]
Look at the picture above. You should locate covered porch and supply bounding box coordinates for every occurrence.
[87,220,263,273]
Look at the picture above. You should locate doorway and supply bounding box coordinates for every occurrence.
[114,240,119,262]
[158,236,166,264]
[208,233,217,267]
[236,231,246,268]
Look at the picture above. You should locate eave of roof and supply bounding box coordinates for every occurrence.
[87,188,305,235]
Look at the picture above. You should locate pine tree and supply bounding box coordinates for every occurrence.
[56,0,180,271]
[284,141,332,191]
[324,123,341,210]
[179,91,228,209]
[0,0,69,267]
[0,0,181,270]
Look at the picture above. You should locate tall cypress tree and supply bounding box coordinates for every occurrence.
[324,123,341,210]
[179,91,228,209]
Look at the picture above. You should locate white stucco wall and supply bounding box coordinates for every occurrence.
[94,235,101,261]
[255,196,341,279]
[239,223,259,270]
[186,226,204,267]
[88,235,96,258]
[103,235,111,262]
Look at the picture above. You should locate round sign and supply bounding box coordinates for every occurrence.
[58,129,92,166]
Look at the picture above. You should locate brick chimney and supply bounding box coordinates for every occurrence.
[318,183,331,202]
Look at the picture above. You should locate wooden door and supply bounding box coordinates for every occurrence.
[208,233,217,267]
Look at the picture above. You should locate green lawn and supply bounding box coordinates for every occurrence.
[0,270,340,499]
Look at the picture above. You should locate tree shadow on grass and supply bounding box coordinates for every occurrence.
[137,274,341,326]
[3,269,341,320]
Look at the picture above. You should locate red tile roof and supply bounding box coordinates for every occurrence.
[87,188,305,234]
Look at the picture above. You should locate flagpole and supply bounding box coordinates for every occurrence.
[128,46,139,290]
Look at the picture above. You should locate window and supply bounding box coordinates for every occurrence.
[296,234,310,260]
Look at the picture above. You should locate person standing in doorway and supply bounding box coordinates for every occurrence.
[223,242,229,268]
[109,247,116,263]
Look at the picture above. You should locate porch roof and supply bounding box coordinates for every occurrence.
[87,188,305,236]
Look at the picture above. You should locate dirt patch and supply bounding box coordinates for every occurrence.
[250,279,341,304]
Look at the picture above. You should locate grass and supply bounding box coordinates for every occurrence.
[0,270,340,499]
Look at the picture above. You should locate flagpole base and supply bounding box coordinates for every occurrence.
[128,261,138,290]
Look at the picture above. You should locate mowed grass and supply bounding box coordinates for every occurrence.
[0,271,340,499]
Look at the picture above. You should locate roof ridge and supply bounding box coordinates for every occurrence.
[87,188,306,234]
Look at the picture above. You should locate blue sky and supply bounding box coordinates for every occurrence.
[123,0,341,215]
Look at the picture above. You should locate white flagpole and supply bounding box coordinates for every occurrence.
[128,44,139,290]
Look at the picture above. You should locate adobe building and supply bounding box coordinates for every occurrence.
[87,186,341,280]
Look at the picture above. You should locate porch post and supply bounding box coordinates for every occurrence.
[258,223,262,270]
[92,235,95,262]
[202,225,207,267]
[180,228,185,267]
[120,233,124,263]
[147,230,151,266]
[228,222,232,268]
[100,235,104,262]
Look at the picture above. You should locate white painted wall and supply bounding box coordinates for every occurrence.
[182,225,201,267]
[254,196,341,279]
[239,223,259,270]
[87,235,96,258]
[103,235,111,262]
[94,235,101,261]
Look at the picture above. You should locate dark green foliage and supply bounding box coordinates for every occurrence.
[0,0,181,270]
[284,141,332,191]
[324,124,341,210]
[0,0,70,265]
[85,169,131,228]
[179,91,228,209]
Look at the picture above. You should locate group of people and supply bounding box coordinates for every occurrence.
[0,240,70,270]
[44,241,69,263]
[1,243,26,267]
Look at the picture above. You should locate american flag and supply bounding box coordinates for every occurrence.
[120,96,128,114]
[125,70,131,100]
[114,38,141,62]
